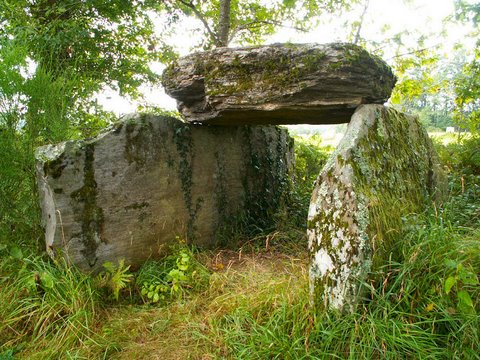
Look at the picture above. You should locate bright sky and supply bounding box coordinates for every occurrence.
[98,0,476,116]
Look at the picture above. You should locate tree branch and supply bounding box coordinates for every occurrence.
[387,44,441,60]
[354,0,369,45]
[231,19,307,40]
[174,0,218,44]
[217,0,231,47]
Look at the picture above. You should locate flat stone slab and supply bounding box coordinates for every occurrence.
[162,43,396,125]
[308,104,446,313]
[36,114,292,272]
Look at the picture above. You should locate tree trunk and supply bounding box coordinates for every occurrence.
[217,0,231,47]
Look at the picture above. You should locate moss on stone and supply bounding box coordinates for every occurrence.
[70,143,105,268]
[124,201,150,211]
[308,105,445,313]
[171,121,200,241]
[44,155,67,179]
[202,47,329,99]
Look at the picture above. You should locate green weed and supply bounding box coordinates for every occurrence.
[96,259,134,302]
[136,242,210,304]
[286,135,332,228]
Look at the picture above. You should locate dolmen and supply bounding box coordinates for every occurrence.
[36,43,445,312]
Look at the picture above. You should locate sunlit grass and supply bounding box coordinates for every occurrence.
[0,135,478,359]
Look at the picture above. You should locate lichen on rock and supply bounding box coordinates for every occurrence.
[308,104,446,313]
[162,43,397,125]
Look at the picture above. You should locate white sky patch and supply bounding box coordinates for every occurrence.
[267,0,470,59]
[97,83,178,113]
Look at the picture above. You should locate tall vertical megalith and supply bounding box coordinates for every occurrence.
[308,104,446,312]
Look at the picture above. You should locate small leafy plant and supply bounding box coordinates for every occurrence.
[136,241,209,304]
[444,259,479,314]
[97,259,134,301]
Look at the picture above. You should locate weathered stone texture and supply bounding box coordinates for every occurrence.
[162,43,397,125]
[308,104,446,313]
[36,114,292,272]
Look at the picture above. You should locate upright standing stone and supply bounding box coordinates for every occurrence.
[162,43,396,125]
[36,114,292,272]
[308,104,446,313]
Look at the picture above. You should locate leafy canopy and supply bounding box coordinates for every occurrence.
[1,0,172,98]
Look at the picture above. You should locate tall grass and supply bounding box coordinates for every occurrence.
[0,257,99,359]
[0,132,478,359]
[191,176,480,359]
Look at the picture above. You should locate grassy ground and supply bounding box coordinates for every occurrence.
[0,137,479,359]
[74,250,309,360]
[2,189,479,359]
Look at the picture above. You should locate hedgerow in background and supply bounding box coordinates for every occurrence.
[453,2,479,133]
[285,135,332,228]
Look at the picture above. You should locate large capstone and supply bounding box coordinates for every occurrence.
[308,104,446,313]
[36,114,293,272]
[162,43,396,125]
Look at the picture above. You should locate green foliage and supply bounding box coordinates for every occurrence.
[444,259,478,314]
[0,349,15,360]
[285,135,331,228]
[435,135,480,175]
[0,42,71,252]
[391,50,457,132]
[454,47,480,132]
[136,241,210,304]
[293,134,332,185]
[2,0,168,98]
[389,1,479,135]
[136,105,182,120]
[455,0,480,27]
[96,259,134,301]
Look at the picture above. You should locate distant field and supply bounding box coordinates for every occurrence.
[288,125,471,149]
